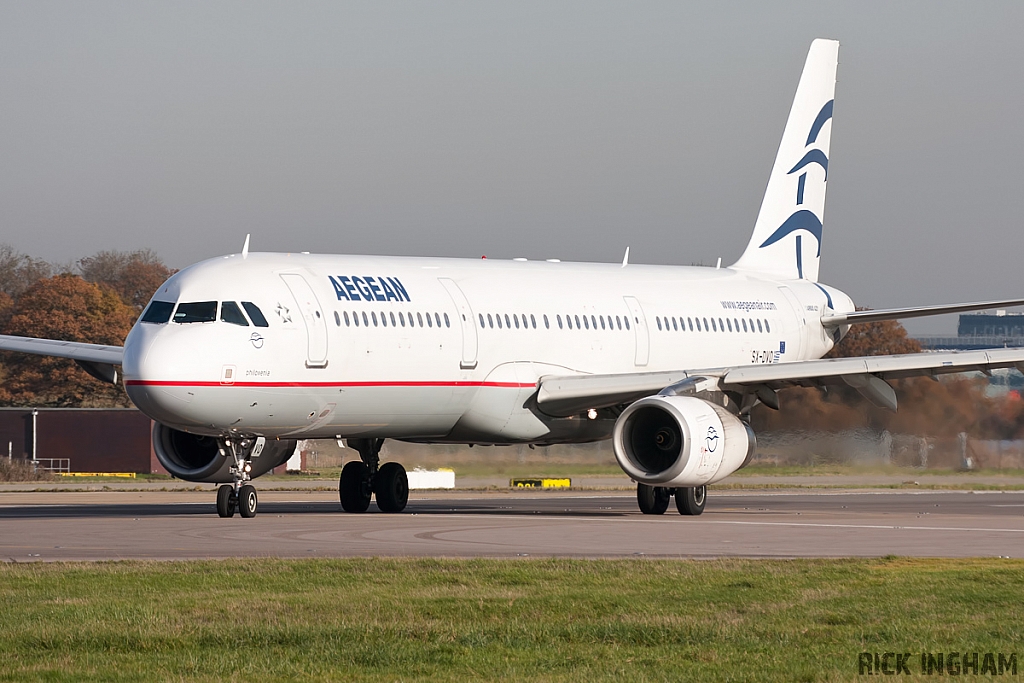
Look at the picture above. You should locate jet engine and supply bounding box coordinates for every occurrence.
[152,422,297,483]
[612,396,755,487]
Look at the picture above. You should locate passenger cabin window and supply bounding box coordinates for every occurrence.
[141,301,175,324]
[241,302,270,327]
[220,302,249,326]
[173,301,217,323]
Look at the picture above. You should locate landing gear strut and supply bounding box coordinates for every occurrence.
[636,483,706,516]
[216,436,265,518]
[340,438,409,513]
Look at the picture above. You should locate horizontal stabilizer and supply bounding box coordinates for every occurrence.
[822,299,1024,327]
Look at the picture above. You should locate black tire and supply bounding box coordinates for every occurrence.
[238,485,258,518]
[676,485,707,516]
[637,483,670,515]
[216,484,235,518]
[375,462,409,513]
[339,461,372,513]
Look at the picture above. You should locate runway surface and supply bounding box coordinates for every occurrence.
[1,489,1023,561]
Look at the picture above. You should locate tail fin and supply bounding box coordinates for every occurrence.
[731,39,839,282]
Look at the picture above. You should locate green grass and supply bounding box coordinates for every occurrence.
[733,463,1024,477]
[0,558,1021,681]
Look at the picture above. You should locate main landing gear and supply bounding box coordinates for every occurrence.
[216,437,265,518]
[637,483,706,516]
[339,438,409,513]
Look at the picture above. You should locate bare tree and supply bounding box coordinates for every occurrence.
[78,249,175,311]
[0,244,52,299]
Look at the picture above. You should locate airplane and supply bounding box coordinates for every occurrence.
[3,38,1024,519]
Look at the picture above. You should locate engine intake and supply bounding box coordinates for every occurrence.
[152,422,296,483]
[613,396,755,487]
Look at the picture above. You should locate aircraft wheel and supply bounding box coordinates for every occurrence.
[637,483,670,515]
[340,461,372,513]
[676,485,707,516]
[238,485,258,518]
[216,484,235,518]
[375,462,409,513]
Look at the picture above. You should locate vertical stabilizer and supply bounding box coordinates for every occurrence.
[731,39,838,282]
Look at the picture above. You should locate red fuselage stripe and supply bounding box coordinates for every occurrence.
[123,380,535,388]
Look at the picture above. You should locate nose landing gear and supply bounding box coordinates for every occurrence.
[215,436,265,518]
[340,438,409,513]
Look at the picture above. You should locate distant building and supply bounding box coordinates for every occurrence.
[0,408,160,473]
[914,312,1024,395]
[916,311,1024,351]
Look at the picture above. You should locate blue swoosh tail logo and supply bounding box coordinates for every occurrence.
[758,210,822,256]
[806,100,833,145]
[788,149,828,179]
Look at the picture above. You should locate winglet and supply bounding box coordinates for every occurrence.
[241,234,250,259]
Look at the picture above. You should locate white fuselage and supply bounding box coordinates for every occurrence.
[121,252,853,443]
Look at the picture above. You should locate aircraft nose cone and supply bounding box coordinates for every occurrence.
[122,325,201,427]
[120,325,148,384]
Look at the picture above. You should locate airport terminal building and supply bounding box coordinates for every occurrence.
[916,311,1024,351]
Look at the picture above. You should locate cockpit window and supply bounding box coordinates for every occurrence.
[140,301,175,324]
[242,302,269,328]
[173,301,217,323]
[220,301,249,326]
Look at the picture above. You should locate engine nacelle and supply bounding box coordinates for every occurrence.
[612,396,755,487]
[152,422,297,483]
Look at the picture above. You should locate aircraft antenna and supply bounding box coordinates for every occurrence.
[241,234,250,259]
[622,247,630,268]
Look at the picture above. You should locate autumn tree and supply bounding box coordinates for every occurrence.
[826,313,921,359]
[750,311,1024,438]
[78,249,175,312]
[0,275,134,407]
[0,292,13,331]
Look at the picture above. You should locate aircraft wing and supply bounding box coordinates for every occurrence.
[0,334,124,384]
[535,348,1024,417]
[822,299,1024,327]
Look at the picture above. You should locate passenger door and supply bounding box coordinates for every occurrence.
[280,273,329,368]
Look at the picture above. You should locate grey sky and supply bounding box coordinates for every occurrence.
[1,1,1021,334]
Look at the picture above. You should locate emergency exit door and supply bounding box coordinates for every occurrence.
[439,278,478,370]
[623,296,650,367]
